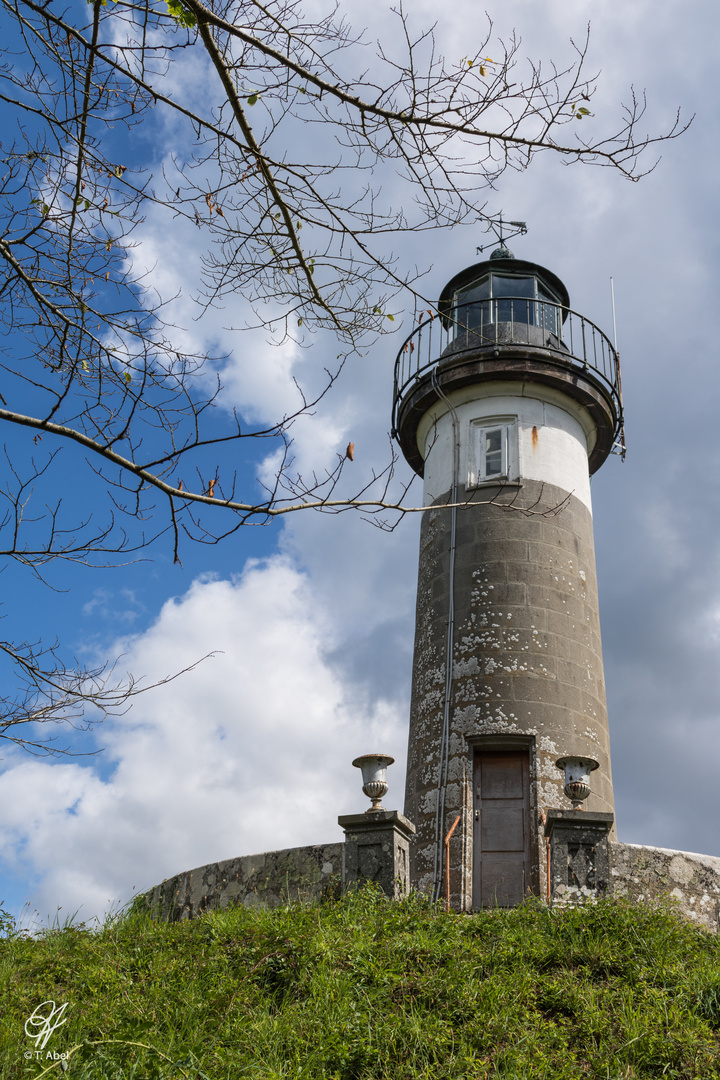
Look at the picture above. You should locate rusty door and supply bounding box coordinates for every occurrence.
[473,751,531,908]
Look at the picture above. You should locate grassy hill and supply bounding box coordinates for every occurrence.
[1,890,720,1079]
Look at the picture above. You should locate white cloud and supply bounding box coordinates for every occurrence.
[0,558,407,924]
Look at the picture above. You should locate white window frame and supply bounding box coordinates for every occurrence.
[467,417,518,487]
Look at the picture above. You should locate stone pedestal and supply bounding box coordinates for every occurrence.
[338,810,416,899]
[544,809,614,904]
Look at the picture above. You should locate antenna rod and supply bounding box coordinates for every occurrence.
[610,276,618,351]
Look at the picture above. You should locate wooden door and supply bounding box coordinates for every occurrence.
[473,751,530,908]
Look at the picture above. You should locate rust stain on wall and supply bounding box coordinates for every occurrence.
[531,425,539,451]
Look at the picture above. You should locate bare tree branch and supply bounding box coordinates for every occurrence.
[0,0,686,749]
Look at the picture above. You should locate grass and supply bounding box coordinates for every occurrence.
[1,890,720,1079]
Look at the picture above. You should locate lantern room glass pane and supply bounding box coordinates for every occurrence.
[456,275,490,306]
[490,275,535,298]
[538,282,559,303]
[453,276,490,336]
[489,275,534,326]
[537,282,561,336]
[453,276,490,334]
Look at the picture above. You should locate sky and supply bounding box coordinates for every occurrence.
[0,0,719,927]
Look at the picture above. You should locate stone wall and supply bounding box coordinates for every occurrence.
[139,842,342,921]
[138,836,720,932]
[610,842,720,932]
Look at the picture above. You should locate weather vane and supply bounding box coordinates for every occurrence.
[476,213,528,254]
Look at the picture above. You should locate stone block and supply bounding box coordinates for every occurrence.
[548,509,595,550]
[525,539,578,571]
[431,576,449,601]
[540,523,583,558]
[527,583,586,621]
[545,607,599,647]
[505,559,573,589]
[512,676,583,712]
[472,539,531,566]
[469,580,529,609]
[555,656,601,694]
[453,522,479,548]
[531,628,592,664]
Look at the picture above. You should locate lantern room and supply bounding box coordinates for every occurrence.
[438,248,570,343]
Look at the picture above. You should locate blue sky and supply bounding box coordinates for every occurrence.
[0,0,718,925]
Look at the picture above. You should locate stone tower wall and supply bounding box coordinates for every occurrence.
[404,477,614,909]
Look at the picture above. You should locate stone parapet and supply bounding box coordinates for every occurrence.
[609,842,720,933]
[136,834,720,932]
[139,842,342,921]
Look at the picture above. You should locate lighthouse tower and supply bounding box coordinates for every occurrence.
[393,245,623,909]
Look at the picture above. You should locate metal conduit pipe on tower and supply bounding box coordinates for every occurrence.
[429,368,460,904]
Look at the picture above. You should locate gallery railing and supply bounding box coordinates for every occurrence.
[392,298,624,450]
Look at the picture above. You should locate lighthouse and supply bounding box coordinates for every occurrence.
[393,244,623,909]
